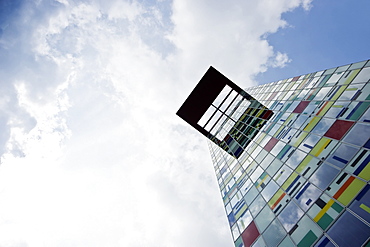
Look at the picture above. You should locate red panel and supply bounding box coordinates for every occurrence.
[264,137,278,152]
[261,110,274,120]
[324,120,354,140]
[293,101,310,113]
[241,221,260,247]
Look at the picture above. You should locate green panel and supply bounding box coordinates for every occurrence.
[349,102,370,120]
[331,202,343,213]
[297,230,318,247]
[234,237,243,247]
[317,213,333,230]
[277,145,291,160]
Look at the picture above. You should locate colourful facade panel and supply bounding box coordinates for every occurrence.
[179,59,370,247]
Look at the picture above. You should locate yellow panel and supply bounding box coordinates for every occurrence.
[360,204,370,214]
[296,156,313,174]
[268,189,284,207]
[317,101,334,116]
[310,138,331,157]
[282,173,298,191]
[337,178,366,206]
[292,132,308,147]
[314,200,334,222]
[359,161,370,180]
[303,117,321,132]
[343,69,360,85]
[274,125,285,138]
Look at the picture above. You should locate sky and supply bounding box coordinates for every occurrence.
[0,0,369,247]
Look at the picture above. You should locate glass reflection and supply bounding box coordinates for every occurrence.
[263,219,286,246]
[250,195,266,217]
[309,162,340,190]
[311,118,335,135]
[343,123,370,147]
[326,143,359,168]
[261,180,279,201]
[278,201,304,231]
[294,182,321,211]
[255,205,275,232]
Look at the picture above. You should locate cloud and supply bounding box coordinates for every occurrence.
[271,52,292,68]
[0,0,312,246]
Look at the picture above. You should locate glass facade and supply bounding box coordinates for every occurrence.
[178,60,370,246]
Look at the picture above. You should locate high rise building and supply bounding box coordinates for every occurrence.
[177,60,370,247]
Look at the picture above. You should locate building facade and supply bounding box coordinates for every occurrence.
[177,60,370,247]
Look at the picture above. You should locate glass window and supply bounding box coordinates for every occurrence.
[278,201,304,232]
[326,143,359,168]
[250,194,266,217]
[348,184,370,223]
[263,219,286,247]
[358,105,370,122]
[250,167,263,183]
[266,158,283,177]
[314,87,331,101]
[271,141,286,157]
[335,64,350,73]
[345,150,370,180]
[286,149,306,169]
[278,236,295,247]
[231,224,240,241]
[198,105,217,126]
[355,83,370,101]
[309,162,340,190]
[260,153,274,169]
[291,215,322,247]
[314,236,336,247]
[299,134,321,153]
[237,209,253,232]
[292,115,309,129]
[311,118,335,136]
[286,101,300,112]
[255,149,268,164]
[205,109,222,131]
[324,101,350,119]
[296,156,321,179]
[255,205,275,232]
[261,180,279,202]
[325,71,346,86]
[274,165,293,185]
[343,123,370,147]
[251,236,266,247]
[294,182,322,211]
[244,186,258,205]
[351,67,370,84]
[251,146,262,159]
[328,211,370,247]
[337,83,365,101]
[337,69,360,85]
[348,61,367,70]
[220,90,238,112]
[213,85,232,107]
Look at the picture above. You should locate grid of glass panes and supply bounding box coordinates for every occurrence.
[208,60,370,247]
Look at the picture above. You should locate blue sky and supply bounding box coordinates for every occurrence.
[0,0,369,247]
[256,0,370,84]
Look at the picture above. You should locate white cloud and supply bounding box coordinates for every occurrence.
[271,51,292,68]
[0,0,312,246]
